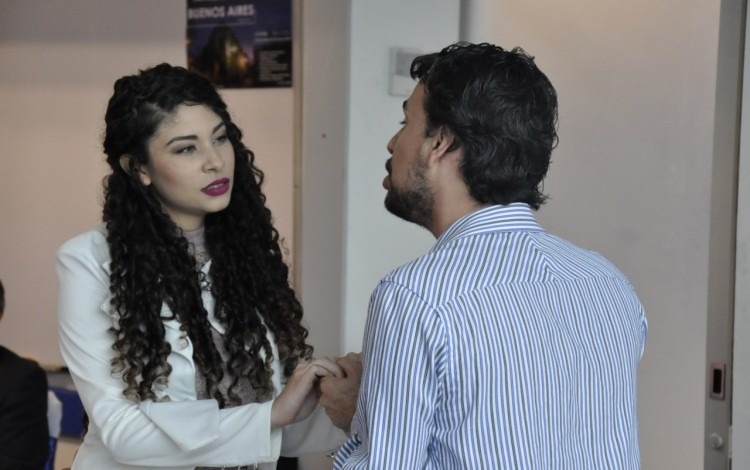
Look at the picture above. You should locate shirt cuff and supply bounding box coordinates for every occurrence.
[332,432,362,469]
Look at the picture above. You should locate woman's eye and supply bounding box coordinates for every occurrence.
[214,134,229,145]
[399,120,406,126]
[175,145,196,155]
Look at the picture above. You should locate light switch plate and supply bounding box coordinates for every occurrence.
[389,47,423,96]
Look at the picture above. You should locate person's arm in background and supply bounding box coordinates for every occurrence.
[332,281,445,469]
[0,359,49,469]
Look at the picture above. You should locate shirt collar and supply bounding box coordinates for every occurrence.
[432,203,544,252]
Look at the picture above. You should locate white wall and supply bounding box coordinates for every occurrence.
[294,0,350,363]
[341,0,460,353]
[0,0,296,366]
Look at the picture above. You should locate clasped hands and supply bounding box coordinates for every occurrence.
[271,352,362,432]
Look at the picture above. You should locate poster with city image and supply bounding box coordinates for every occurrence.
[186,0,292,88]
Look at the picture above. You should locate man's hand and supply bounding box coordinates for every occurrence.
[319,352,362,433]
[272,357,343,429]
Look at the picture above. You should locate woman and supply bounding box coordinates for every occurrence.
[55,64,345,469]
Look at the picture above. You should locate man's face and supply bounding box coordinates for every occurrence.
[383,83,435,228]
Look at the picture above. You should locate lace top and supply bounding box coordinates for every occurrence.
[183,226,258,407]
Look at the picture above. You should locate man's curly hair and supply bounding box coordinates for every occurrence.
[411,43,558,210]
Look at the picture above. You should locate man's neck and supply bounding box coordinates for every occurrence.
[428,196,489,238]
[425,148,488,238]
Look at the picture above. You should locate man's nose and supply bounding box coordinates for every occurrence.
[386,132,397,154]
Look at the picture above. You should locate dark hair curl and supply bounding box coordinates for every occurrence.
[102,63,311,405]
[411,42,559,209]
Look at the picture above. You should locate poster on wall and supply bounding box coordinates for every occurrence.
[186,0,292,88]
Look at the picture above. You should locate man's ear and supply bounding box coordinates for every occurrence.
[119,154,151,186]
[428,126,457,161]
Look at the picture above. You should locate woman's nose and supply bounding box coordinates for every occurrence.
[204,147,225,172]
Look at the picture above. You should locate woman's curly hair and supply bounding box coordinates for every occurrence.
[101,63,312,405]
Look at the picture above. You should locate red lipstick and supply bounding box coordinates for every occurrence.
[202,178,230,196]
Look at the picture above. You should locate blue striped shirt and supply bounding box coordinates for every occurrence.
[334,203,647,469]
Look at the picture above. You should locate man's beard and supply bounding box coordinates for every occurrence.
[384,162,434,229]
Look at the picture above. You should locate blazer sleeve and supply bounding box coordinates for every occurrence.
[280,404,347,457]
[55,230,284,467]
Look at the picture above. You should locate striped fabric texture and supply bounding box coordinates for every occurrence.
[334,203,647,469]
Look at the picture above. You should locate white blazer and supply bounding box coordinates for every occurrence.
[56,227,344,469]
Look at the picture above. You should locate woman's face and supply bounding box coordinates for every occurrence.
[138,104,235,231]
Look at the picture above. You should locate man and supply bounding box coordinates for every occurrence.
[0,279,49,469]
[320,42,647,468]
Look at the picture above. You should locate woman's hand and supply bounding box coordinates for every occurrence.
[271,357,343,429]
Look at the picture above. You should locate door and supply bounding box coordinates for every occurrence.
[732,2,750,466]
[706,1,745,469]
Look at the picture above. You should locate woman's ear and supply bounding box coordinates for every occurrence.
[119,154,151,186]
[118,154,132,174]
